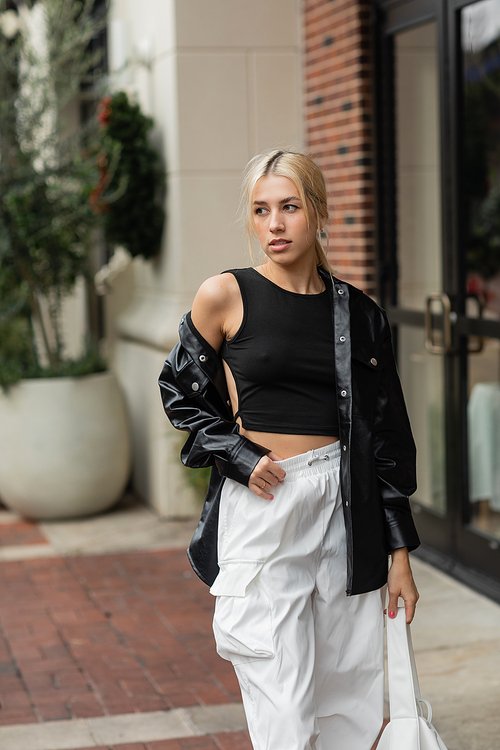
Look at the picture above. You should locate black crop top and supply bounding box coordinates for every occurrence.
[220,268,339,435]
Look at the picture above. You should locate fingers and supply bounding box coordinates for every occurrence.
[386,587,419,623]
[387,592,399,621]
[248,455,286,500]
[252,455,287,484]
[248,477,275,500]
[405,599,417,625]
[405,583,419,624]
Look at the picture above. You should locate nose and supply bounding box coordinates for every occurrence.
[269,210,285,233]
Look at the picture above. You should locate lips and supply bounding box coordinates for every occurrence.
[269,239,291,248]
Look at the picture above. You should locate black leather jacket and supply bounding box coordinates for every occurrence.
[158,268,420,596]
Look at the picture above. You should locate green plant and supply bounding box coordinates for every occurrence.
[184,464,212,506]
[93,91,165,259]
[0,0,106,386]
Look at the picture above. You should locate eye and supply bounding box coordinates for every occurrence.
[284,204,299,212]
[254,207,267,215]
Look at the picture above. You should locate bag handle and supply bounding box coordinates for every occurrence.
[387,606,424,721]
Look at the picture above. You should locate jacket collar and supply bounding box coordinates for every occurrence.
[318,265,345,291]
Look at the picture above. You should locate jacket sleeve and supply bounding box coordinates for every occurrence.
[158,341,270,486]
[372,313,420,553]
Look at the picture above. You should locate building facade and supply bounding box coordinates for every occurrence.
[105,0,500,600]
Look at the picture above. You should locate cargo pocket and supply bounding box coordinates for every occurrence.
[210,561,274,666]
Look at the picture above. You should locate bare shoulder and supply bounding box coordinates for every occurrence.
[192,273,239,315]
[191,273,241,351]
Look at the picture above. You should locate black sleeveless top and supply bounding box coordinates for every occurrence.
[220,268,339,435]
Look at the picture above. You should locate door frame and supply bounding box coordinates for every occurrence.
[373,0,500,602]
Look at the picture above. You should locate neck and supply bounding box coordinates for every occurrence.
[259,258,325,295]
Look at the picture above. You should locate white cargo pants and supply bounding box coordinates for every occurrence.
[210,442,385,750]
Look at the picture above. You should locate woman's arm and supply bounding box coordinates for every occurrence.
[159,276,284,490]
[159,331,269,485]
[372,316,420,552]
[372,311,420,622]
[191,274,286,498]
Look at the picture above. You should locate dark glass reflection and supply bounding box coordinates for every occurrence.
[462,0,500,541]
[462,1,500,304]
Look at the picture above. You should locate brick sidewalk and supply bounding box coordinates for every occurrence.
[78,739,251,750]
[6,508,498,750]
[76,738,250,750]
[69,738,250,750]
[0,515,251,750]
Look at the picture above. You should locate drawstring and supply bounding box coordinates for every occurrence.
[307,452,330,467]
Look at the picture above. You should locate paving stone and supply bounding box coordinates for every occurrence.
[0,716,94,749]
[0,705,245,749]
[39,498,196,557]
[0,521,48,547]
[211,732,252,750]
[177,739,218,750]
[0,544,56,561]
[87,709,195,745]
[146,742,183,750]
[181,705,247,736]
[189,687,234,707]
[0,708,38,726]
[38,703,72,721]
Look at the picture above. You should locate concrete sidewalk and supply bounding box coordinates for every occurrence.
[0,495,497,750]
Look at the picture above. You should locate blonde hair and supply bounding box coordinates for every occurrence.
[241,149,331,270]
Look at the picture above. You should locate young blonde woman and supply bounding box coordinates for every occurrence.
[159,150,420,750]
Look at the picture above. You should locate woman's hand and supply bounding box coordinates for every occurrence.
[386,547,419,624]
[248,453,286,499]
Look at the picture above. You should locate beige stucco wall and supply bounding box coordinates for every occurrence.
[104,0,303,515]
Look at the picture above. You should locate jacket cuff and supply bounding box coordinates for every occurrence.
[215,438,270,486]
[384,507,421,553]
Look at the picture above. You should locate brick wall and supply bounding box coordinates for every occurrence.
[304,0,376,295]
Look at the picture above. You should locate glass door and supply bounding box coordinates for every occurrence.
[455,0,500,578]
[375,0,500,592]
[375,4,453,555]
[393,20,448,531]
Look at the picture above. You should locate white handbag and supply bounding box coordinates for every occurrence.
[377,606,449,750]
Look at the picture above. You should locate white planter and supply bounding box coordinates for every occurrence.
[0,371,132,519]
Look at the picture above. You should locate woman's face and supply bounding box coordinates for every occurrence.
[251,175,317,267]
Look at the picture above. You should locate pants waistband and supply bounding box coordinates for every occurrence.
[274,442,341,478]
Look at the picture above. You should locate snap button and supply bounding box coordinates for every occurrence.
[191,382,200,392]
[345,501,349,507]
[180,317,185,325]
[227,399,231,407]
[339,335,346,342]
[370,358,377,366]
[337,289,344,295]
[199,355,207,362]
[340,389,347,397]
[343,445,347,451]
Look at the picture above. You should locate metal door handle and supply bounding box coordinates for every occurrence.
[425,293,452,355]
